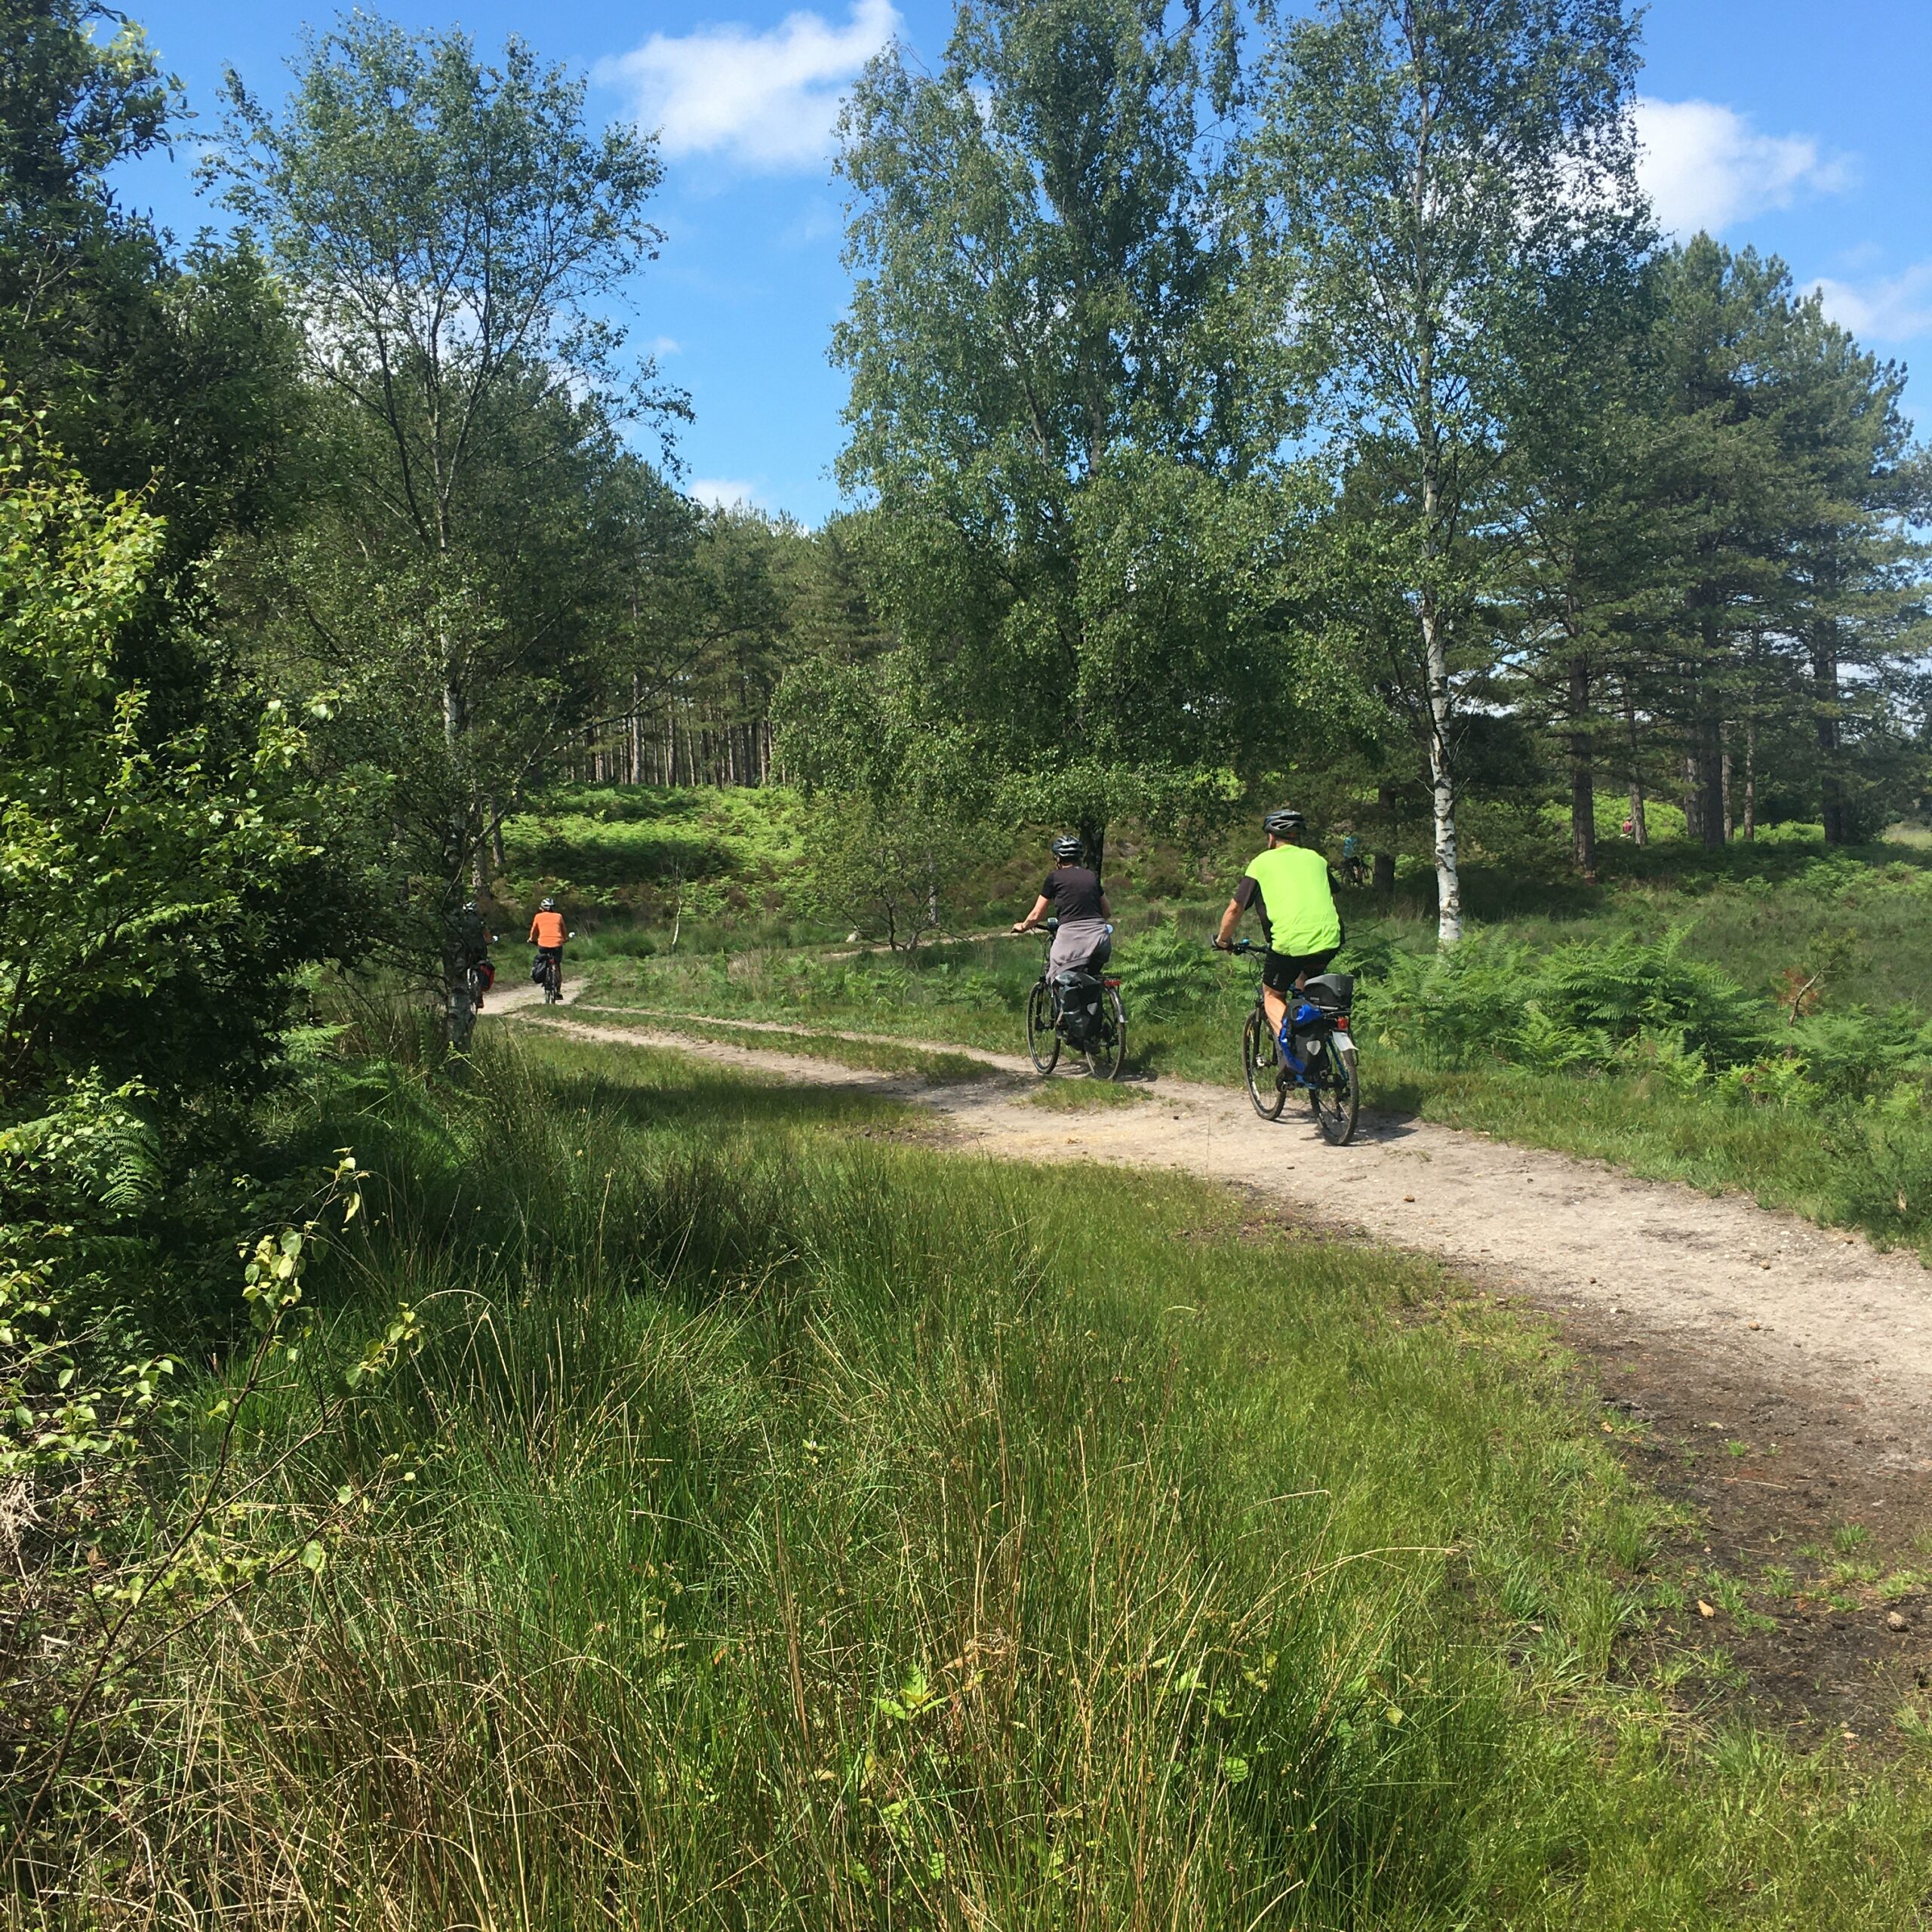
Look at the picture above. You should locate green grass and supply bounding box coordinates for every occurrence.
[48,1034,1932,1925]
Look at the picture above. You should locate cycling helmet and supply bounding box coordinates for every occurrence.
[1051,835,1084,863]
[539,896,557,911]
[463,899,478,915]
[1263,808,1305,837]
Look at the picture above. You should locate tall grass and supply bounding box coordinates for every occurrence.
[43,1035,1932,1926]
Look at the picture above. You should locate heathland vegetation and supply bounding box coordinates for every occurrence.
[6,0,1932,1921]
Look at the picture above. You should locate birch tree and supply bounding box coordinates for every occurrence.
[211,17,680,1022]
[1252,0,1644,942]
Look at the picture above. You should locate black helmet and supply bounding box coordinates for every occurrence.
[1051,835,1084,863]
[463,899,478,915]
[1263,808,1305,837]
[540,896,557,911]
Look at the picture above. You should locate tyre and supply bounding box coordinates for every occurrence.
[1026,980,1060,1075]
[1310,1035,1360,1145]
[1243,1007,1287,1120]
[1087,983,1127,1081]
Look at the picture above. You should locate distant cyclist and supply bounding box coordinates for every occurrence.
[1340,831,1366,889]
[1012,835,1113,977]
[528,896,568,997]
[458,899,497,1008]
[1214,808,1342,1046]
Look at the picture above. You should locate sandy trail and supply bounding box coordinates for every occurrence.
[506,1004,1932,1473]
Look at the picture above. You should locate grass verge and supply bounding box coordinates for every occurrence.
[43,1032,1932,1926]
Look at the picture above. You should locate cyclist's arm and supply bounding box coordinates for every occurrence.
[1099,891,1112,919]
[1012,893,1051,934]
[1214,897,1243,950]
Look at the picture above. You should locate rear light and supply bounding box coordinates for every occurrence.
[1103,977,1121,988]
[1332,1014,1350,1031]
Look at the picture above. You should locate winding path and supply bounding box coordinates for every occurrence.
[509,1001,1932,1477]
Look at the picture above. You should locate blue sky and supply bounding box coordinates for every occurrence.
[115,1,1932,525]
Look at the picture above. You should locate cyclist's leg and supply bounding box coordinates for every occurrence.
[1261,950,1294,1039]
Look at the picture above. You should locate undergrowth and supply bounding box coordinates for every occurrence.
[26,1034,1932,1926]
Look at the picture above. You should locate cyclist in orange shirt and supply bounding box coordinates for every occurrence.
[528,897,568,998]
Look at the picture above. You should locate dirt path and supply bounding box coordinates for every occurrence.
[506,1004,1932,1733]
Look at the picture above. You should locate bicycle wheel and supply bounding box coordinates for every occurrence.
[1087,984,1127,1081]
[1026,980,1060,1075]
[1243,1007,1287,1120]
[1309,1035,1360,1145]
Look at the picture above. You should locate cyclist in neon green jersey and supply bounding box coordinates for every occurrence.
[1213,808,1343,1044]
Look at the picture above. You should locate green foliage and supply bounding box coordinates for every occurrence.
[0,395,343,1112]
[27,1032,1925,1921]
[800,790,983,950]
[832,0,1340,852]
[1110,916,1222,1019]
[211,14,685,1016]
[1369,930,1771,1072]
[501,784,811,928]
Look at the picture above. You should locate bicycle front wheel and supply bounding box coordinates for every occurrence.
[1026,980,1060,1075]
[1243,1007,1287,1120]
[1310,1038,1360,1145]
[1087,984,1127,1081]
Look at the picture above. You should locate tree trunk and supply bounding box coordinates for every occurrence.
[1743,715,1758,840]
[1720,730,1734,843]
[441,642,476,1045]
[1420,592,1461,945]
[1567,650,1596,882]
[1814,620,1846,844]
[1623,683,1648,847]
[1697,709,1726,850]
[1079,821,1107,882]
[1372,780,1397,893]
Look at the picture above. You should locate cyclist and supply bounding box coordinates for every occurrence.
[1012,835,1113,978]
[1340,830,1366,889]
[528,896,568,996]
[457,899,497,1008]
[1214,808,1342,1048]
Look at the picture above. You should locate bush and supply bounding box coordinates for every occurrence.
[1112,918,1222,1018]
[1367,931,1770,1075]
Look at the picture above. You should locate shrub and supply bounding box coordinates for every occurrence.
[1112,918,1223,1019]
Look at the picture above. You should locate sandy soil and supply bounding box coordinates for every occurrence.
[506,1004,1932,1733]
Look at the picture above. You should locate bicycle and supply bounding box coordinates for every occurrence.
[534,949,564,1004]
[1229,940,1361,1143]
[1025,918,1128,1080]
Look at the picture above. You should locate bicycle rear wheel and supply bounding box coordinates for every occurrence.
[1243,1007,1287,1120]
[1026,980,1060,1074]
[1086,984,1127,1081]
[1309,1036,1359,1144]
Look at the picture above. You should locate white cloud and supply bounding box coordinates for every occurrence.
[689,477,768,510]
[600,0,899,172]
[1811,263,1932,343]
[648,334,683,357]
[1632,96,1854,238]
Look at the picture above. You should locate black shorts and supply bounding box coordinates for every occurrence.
[1262,946,1337,995]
